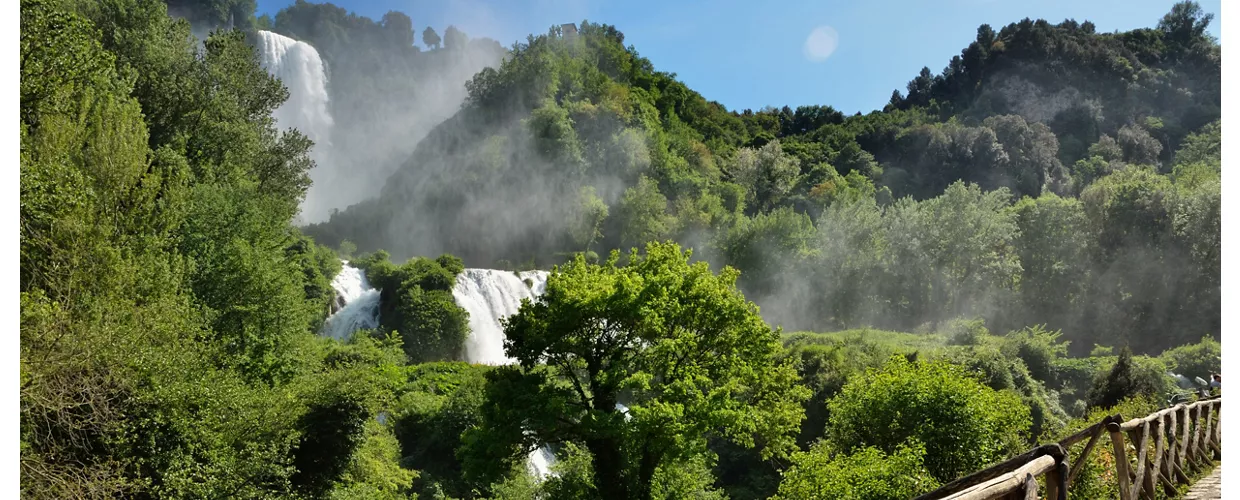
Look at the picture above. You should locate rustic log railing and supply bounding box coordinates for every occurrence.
[913,396,1221,500]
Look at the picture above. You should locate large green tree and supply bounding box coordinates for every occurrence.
[463,242,809,500]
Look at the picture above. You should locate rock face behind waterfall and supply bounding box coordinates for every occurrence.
[452,269,549,365]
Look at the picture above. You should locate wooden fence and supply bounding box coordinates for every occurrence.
[913,396,1221,500]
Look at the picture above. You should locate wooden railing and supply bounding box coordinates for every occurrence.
[914,396,1221,500]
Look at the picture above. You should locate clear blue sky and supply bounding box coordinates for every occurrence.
[255,0,1222,115]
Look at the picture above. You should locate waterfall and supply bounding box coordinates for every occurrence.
[322,264,561,478]
[452,269,549,365]
[254,30,335,223]
[451,268,556,478]
[321,262,380,340]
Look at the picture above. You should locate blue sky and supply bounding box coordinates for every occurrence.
[255,0,1222,115]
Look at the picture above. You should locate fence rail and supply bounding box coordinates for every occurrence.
[914,396,1221,500]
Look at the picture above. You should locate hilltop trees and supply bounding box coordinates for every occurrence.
[422,26,440,49]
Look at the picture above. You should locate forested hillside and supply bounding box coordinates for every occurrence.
[19,0,1222,498]
[307,3,1220,355]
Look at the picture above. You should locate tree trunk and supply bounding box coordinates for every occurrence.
[586,436,629,500]
[635,439,660,500]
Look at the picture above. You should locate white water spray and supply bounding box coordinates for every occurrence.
[321,262,380,340]
[254,30,335,223]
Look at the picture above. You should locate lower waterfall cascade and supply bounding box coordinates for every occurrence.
[452,269,549,365]
[321,262,380,340]
[321,263,558,479]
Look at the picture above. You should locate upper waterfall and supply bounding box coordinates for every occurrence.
[254,30,335,223]
[256,30,333,146]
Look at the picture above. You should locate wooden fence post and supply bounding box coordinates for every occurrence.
[1109,419,1134,500]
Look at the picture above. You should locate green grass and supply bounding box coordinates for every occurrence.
[783,328,948,354]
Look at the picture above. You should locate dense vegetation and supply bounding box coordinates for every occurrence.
[20,0,1220,499]
[352,251,470,363]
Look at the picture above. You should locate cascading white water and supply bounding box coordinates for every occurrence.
[256,31,333,147]
[451,268,556,478]
[452,269,549,365]
[321,262,380,340]
[254,30,335,223]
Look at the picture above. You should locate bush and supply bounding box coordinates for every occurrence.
[774,442,940,500]
[353,252,470,362]
[940,344,1068,442]
[393,362,490,498]
[942,317,990,346]
[827,356,1031,482]
[1159,336,1220,381]
[1002,325,1069,385]
[1087,347,1173,409]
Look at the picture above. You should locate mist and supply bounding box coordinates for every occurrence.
[298,37,508,224]
[246,4,511,224]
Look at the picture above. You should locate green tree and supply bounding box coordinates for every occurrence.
[443,24,468,50]
[1008,194,1091,331]
[462,242,809,500]
[380,11,413,47]
[569,186,610,252]
[1158,1,1215,47]
[354,252,470,362]
[617,176,674,249]
[727,140,801,212]
[1116,124,1163,167]
[1087,347,1172,409]
[422,26,440,49]
[827,356,1031,482]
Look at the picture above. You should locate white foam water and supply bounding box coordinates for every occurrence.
[321,262,380,340]
[452,269,549,365]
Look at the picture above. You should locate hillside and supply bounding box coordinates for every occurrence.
[306,8,1220,355]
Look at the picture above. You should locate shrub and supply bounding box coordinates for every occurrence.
[1003,325,1069,385]
[1159,336,1220,381]
[827,356,1031,482]
[1087,347,1173,409]
[774,442,940,500]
